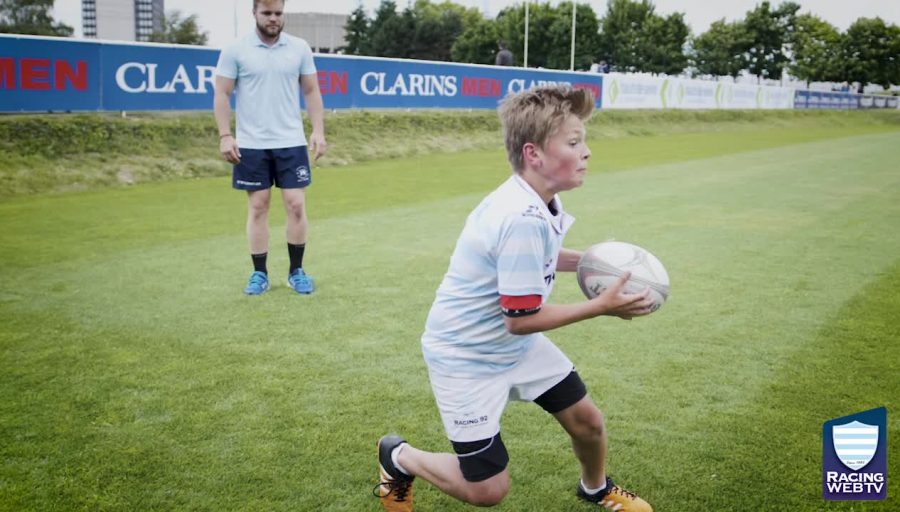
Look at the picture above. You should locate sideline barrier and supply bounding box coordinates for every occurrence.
[2,34,896,113]
[0,34,600,112]
[794,89,899,110]
[600,72,795,110]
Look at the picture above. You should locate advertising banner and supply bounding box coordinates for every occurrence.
[601,73,664,109]
[0,34,601,112]
[3,35,890,113]
[100,43,219,111]
[793,89,898,110]
[601,72,794,110]
[0,36,101,111]
[312,54,601,109]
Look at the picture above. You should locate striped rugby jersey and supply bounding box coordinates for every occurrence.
[422,174,575,377]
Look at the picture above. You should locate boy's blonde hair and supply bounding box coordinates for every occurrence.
[498,85,594,173]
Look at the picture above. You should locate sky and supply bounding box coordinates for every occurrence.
[52,0,900,49]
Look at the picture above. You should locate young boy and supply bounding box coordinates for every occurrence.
[375,85,654,511]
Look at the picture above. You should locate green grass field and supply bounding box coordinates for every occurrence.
[1,114,899,511]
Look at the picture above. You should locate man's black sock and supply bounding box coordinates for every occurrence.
[251,252,268,274]
[288,243,305,272]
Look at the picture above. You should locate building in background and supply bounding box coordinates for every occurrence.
[283,12,347,54]
[82,0,165,42]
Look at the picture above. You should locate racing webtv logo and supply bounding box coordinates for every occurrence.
[823,407,887,500]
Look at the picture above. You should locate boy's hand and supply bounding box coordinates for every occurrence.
[593,272,655,319]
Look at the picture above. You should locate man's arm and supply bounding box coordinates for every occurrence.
[213,76,240,164]
[300,72,327,162]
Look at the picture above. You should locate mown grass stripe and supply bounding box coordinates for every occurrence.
[678,261,900,511]
[2,126,897,272]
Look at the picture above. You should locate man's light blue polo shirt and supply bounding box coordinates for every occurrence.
[215,32,317,149]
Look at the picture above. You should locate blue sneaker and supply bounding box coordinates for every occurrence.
[244,271,269,295]
[287,268,314,294]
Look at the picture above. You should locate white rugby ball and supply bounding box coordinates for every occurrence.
[576,241,670,312]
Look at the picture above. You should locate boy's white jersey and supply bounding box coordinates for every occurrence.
[422,174,575,377]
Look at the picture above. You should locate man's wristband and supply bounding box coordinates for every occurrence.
[219,133,233,139]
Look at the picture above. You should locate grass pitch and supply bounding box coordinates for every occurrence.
[1,117,899,511]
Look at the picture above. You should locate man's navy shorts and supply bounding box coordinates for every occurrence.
[232,146,311,191]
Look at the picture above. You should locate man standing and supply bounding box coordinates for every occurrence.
[214,0,326,295]
[495,41,513,66]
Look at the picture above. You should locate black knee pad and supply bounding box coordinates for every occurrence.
[452,433,509,482]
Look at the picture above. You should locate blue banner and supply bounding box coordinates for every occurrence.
[100,43,219,111]
[794,89,898,110]
[0,36,101,111]
[314,54,602,109]
[1,34,602,112]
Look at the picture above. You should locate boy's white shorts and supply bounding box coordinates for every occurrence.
[427,334,575,443]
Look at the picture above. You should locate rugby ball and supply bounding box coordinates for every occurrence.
[576,241,670,312]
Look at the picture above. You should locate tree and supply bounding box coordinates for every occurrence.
[543,2,601,71]
[150,10,208,45]
[789,14,841,87]
[842,17,900,92]
[743,1,800,82]
[368,0,406,57]
[571,3,603,71]
[407,0,473,62]
[494,2,559,68]
[692,19,751,79]
[492,2,599,70]
[342,5,370,55]
[597,0,656,72]
[359,0,480,61]
[0,0,72,36]
[451,16,498,64]
[640,12,690,75]
[370,4,417,58]
[368,0,398,38]
[493,4,528,67]
[596,0,690,74]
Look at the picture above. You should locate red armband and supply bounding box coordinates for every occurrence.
[500,294,542,317]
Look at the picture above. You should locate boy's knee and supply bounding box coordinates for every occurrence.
[575,408,605,441]
[457,468,510,507]
[464,480,509,507]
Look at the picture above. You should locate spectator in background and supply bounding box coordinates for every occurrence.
[495,41,514,66]
[590,60,610,74]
